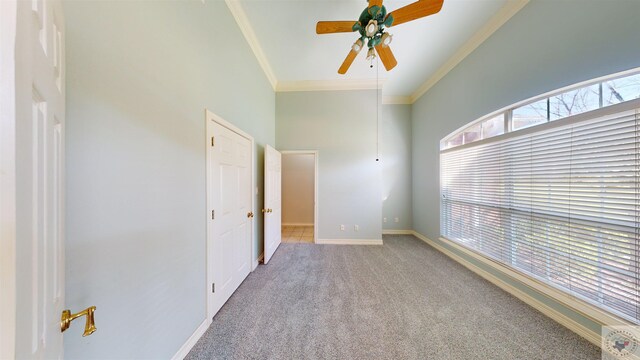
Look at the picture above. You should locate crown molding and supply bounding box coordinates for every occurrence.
[382,96,412,105]
[226,0,528,101]
[276,79,385,92]
[410,0,530,103]
[225,0,277,90]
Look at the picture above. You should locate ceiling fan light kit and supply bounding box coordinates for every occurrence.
[316,0,444,74]
[380,32,392,47]
[352,39,364,53]
[365,19,379,37]
[366,48,376,62]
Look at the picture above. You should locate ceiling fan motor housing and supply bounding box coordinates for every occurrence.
[353,5,394,50]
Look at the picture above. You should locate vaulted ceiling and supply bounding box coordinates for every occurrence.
[231,0,528,102]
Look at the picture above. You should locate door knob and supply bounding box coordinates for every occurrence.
[268,208,273,213]
[61,306,97,337]
[247,212,254,218]
[262,209,266,213]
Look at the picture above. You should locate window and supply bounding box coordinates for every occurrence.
[512,98,547,130]
[603,73,640,106]
[462,123,482,144]
[442,69,640,150]
[441,104,640,323]
[481,114,505,138]
[442,113,506,149]
[445,132,464,149]
[549,84,599,120]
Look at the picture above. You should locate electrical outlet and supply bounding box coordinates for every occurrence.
[354,225,359,231]
[340,225,345,231]
[383,217,387,223]
[394,217,399,223]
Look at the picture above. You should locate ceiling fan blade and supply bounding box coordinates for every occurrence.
[316,21,357,34]
[369,0,383,9]
[387,0,444,27]
[368,0,383,17]
[375,44,397,71]
[338,49,359,75]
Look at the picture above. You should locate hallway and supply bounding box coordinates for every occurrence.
[281,225,314,244]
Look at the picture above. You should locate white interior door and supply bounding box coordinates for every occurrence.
[263,145,281,264]
[0,2,18,358]
[13,0,66,358]
[208,116,253,319]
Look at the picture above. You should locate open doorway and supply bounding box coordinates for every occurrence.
[281,151,318,244]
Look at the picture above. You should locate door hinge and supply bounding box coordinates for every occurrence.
[211,136,215,147]
[212,283,215,293]
[212,210,215,220]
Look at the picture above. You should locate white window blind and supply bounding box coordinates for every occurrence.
[441,105,640,323]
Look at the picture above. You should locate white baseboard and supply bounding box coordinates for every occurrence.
[316,238,383,245]
[252,253,264,271]
[171,319,209,360]
[282,222,313,226]
[411,231,602,347]
[382,229,413,235]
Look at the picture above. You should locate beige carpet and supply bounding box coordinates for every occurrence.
[187,235,600,359]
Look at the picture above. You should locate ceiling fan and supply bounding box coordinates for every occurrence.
[316,0,444,74]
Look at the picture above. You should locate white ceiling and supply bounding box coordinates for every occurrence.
[237,0,510,99]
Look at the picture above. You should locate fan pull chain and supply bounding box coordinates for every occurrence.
[376,57,380,162]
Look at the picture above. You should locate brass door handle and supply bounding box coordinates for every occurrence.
[61,306,97,337]
[262,209,266,213]
[247,212,254,218]
[268,208,273,213]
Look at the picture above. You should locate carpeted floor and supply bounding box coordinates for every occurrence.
[186,235,601,360]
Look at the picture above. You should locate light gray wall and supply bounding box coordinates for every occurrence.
[63,1,275,358]
[282,154,315,225]
[381,104,412,231]
[276,90,382,241]
[412,0,640,337]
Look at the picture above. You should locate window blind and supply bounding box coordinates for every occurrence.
[441,107,640,323]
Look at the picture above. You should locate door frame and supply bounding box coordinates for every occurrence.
[204,109,255,321]
[280,150,319,244]
[0,1,17,358]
